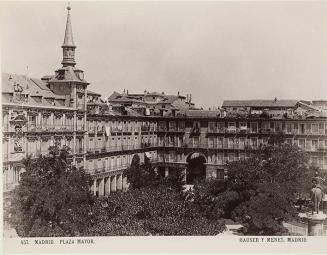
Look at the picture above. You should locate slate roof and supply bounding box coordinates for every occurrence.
[87,90,101,96]
[163,95,179,104]
[2,72,55,98]
[222,100,299,108]
[2,72,75,109]
[145,92,165,97]
[110,95,145,104]
[48,66,88,83]
[176,109,221,118]
[108,91,121,101]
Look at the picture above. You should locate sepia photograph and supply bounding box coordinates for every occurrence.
[1,1,327,253]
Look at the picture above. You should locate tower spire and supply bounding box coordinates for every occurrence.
[61,4,76,67]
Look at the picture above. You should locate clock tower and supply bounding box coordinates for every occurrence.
[48,5,89,110]
[46,5,89,167]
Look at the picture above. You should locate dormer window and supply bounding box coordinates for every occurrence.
[56,71,65,80]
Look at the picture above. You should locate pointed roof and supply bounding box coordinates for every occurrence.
[62,6,75,48]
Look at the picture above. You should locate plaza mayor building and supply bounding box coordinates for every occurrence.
[2,7,327,197]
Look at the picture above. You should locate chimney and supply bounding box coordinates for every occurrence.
[127,90,129,95]
[177,91,180,96]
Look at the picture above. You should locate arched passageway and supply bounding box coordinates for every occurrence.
[186,152,206,184]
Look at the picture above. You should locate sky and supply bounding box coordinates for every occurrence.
[1,1,327,108]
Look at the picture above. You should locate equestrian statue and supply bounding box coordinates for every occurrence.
[310,171,325,214]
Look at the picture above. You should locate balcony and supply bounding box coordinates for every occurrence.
[141,125,152,133]
[207,128,226,134]
[141,142,152,148]
[26,125,75,132]
[88,126,96,133]
[122,127,133,133]
[76,125,85,131]
[76,147,84,154]
[308,146,326,152]
[77,103,86,110]
[87,163,132,175]
[259,128,272,134]
[133,127,141,133]
[239,127,249,133]
[158,127,167,132]
[111,127,123,133]
[96,127,105,134]
[27,124,37,131]
[226,127,237,134]
[31,149,74,158]
[86,144,157,154]
[249,129,258,134]
[166,142,178,147]
[52,125,74,131]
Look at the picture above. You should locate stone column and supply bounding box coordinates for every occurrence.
[183,168,187,184]
[117,174,123,191]
[110,175,117,192]
[105,177,111,196]
[165,167,169,177]
[307,212,327,236]
[122,175,128,192]
[93,179,97,196]
[99,178,105,196]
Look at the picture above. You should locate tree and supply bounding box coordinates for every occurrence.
[124,154,154,189]
[8,146,95,237]
[192,143,312,235]
[192,179,240,220]
[86,185,225,236]
[125,155,184,191]
[227,143,310,195]
[225,143,311,235]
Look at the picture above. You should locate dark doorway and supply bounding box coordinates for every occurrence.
[186,153,206,184]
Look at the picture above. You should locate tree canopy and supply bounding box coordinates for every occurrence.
[87,185,225,236]
[8,146,95,237]
[192,143,313,235]
[8,142,315,237]
[8,148,224,236]
[124,154,184,191]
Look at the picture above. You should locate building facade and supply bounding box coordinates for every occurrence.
[2,7,327,196]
